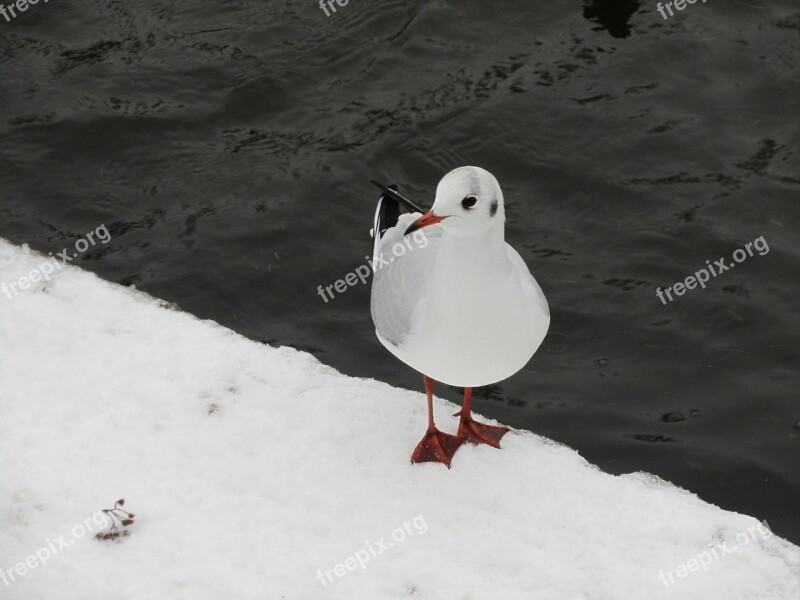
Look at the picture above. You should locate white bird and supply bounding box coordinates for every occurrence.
[370,166,550,467]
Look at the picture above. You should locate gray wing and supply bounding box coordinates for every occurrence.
[370,212,442,346]
[505,243,550,317]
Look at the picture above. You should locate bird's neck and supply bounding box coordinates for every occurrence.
[436,225,508,277]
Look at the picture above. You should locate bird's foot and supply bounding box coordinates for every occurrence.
[454,411,509,448]
[411,428,464,467]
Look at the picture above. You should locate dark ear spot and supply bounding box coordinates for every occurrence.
[489,200,498,217]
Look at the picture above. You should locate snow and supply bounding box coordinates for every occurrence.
[1,236,798,600]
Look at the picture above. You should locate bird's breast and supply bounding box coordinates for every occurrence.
[399,267,548,386]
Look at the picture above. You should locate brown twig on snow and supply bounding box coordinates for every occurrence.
[95,498,135,541]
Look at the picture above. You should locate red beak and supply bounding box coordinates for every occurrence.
[404,211,446,236]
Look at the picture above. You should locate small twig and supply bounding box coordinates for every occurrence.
[96,499,136,541]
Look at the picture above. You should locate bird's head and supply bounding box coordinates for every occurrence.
[404,166,505,238]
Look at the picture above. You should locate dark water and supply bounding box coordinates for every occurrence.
[1,0,798,544]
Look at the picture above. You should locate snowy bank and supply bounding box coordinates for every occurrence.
[1,237,798,600]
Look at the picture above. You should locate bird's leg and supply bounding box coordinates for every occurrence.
[410,375,464,467]
[454,387,509,448]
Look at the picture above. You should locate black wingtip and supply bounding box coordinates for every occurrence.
[371,180,399,195]
[369,180,424,214]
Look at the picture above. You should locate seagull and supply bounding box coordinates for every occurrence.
[370,166,550,467]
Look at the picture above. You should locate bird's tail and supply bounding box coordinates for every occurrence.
[369,181,424,261]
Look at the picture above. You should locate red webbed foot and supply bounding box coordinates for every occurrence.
[411,428,464,467]
[454,411,509,448]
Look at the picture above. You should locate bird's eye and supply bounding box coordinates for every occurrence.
[461,195,478,209]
